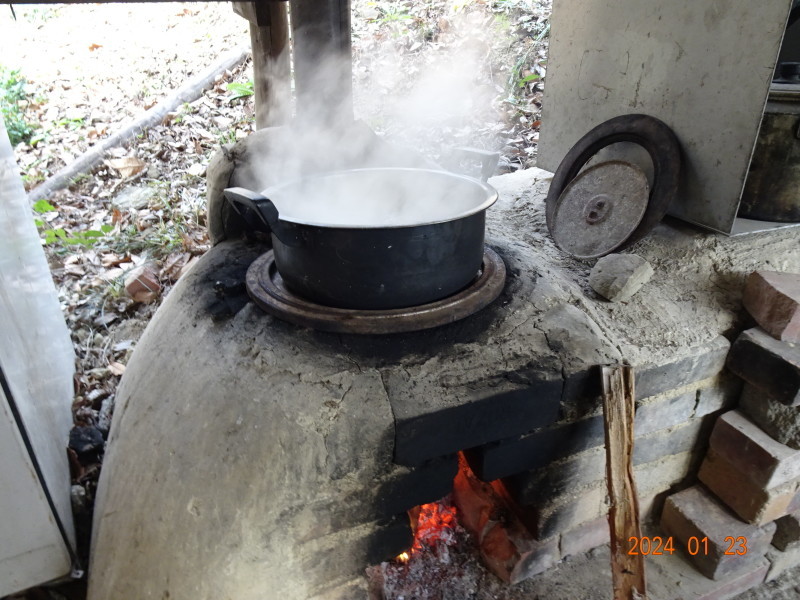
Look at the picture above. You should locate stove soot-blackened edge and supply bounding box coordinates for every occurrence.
[200,240,268,321]
[198,239,525,361]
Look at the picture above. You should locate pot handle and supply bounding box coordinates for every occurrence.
[223,187,301,247]
[447,147,501,182]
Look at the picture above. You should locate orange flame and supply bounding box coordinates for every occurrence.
[395,498,459,562]
[412,501,458,551]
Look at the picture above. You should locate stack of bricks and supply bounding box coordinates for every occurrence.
[458,335,739,581]
[661,270,800,592]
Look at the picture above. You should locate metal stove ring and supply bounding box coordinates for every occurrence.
[246,247,507,335]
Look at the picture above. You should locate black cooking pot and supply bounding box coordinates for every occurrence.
[738,87,800,223]
[224,167,498,310]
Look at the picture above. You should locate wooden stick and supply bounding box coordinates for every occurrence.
[27,48,249,204]
[602,365,646,600]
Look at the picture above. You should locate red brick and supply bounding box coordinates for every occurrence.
[694,374,742,418]
[635,390,698,436]
[519,452,693,539]
[739,383,800,450]
[743,270,800,343]
[709,410,800,488]
[694,560,768,600]
[660,485,775,580]
[124,263,161,303]
[471,384,708,482]
[727,328,800,406]
[507,418,706,507]
[451,457,559,584]
[772,511,800,551]
[647,553,768,600]
[698,448,800,525]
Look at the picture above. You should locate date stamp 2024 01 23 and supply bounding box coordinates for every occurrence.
[627,536,749,557]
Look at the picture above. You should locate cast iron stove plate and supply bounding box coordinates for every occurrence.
[246,247,506,334]
[545,114,682,259]
[551,160,649,259]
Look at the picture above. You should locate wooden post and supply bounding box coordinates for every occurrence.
[233,2,290,128]
[289,0,353,123]
[602,365,646,600]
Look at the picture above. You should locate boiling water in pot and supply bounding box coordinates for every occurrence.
[264,168,495,229]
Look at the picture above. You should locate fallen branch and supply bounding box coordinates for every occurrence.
[27,47,250,203]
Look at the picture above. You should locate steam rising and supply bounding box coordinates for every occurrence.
[267,168,496,228]
[230,12,501,228]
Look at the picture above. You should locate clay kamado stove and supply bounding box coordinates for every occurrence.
[92,155,795,599]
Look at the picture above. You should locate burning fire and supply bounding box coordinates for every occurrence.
[395,496,460,563]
